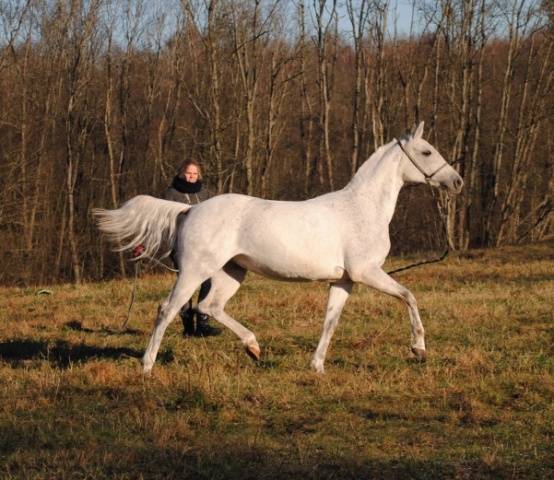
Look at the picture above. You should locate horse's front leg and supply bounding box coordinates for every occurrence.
[356,267,426,361]
[311,281,353,374]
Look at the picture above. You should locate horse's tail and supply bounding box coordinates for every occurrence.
[92,195,192,260]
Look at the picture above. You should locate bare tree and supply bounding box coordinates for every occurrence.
[484,0,530,244]
[346,0,371,176]
[313,0,338,190]
[58,0,104,283]
[497,29,554,243]
[182,0,228,194]
[260,37,294,197]
[367,0,389,150]
[232,0,262,195]
[298,0,317,195]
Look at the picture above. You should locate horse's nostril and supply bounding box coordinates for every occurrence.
[455,178,463,189]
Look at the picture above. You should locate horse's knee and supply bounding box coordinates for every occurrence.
[402,289,417,309]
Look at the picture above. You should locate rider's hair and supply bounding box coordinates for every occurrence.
[178,159,203,179]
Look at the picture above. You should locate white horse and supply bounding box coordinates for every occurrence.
[94,122,463,374]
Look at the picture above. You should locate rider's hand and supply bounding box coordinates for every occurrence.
[132,244,145,258]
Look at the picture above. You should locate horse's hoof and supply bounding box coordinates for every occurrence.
[245,344,261,361]
[411,347,427,362]
[310,359,325,374]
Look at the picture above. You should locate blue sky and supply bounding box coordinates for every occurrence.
[319,0,426,41]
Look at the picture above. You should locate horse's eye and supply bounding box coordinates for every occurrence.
[422,150,432,156]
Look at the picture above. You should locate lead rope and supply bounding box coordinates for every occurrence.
[386,193,450,276]
[121,261,140,330]
[121,255,178,331]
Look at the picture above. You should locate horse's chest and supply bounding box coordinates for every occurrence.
[344,227,391,265]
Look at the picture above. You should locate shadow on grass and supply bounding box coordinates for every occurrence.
[0,339,174,368]
[0,424,529,480]
[64,320,142,336]
[50,443,531,480]
[1,405,548,480]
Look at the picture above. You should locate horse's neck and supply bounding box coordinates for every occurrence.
[345,144,404,225]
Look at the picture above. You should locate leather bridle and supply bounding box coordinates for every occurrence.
[395,138,452,183]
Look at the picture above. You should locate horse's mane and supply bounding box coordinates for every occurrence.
[347,138,400,189]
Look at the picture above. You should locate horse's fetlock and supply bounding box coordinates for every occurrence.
[243,332,257,347]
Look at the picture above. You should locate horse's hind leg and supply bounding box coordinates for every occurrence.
[142,270,205,373]
[196,263,260,360]
[311,281,353,373]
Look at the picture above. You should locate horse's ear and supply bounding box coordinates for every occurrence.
[414,121,425,139]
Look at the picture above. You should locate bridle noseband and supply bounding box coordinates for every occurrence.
[394,138,451,183]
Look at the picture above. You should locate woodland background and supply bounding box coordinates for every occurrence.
[0,0,552,285]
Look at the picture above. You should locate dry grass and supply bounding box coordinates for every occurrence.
[1,242,553,479]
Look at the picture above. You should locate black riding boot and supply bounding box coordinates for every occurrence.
[195,313,221,337]
[181,308,195,337]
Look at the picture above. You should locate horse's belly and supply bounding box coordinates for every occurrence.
[232,254,346,282]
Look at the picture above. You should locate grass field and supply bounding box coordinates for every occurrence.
[1,242,553,479]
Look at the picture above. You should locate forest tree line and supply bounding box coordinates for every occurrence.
[0,0,552,285]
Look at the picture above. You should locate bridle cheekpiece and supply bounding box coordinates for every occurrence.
[394,138,450,183]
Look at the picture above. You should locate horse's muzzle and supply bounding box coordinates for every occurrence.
[443,174,464,194]
[452,177,464,194]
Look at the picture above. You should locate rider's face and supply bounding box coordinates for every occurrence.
[182,165,200,183]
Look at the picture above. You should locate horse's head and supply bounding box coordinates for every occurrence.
[398,122,463,194]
